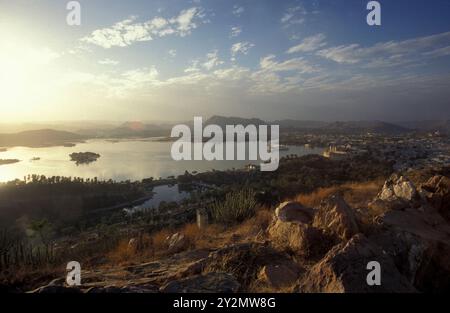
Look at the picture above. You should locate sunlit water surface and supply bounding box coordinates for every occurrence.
[0,139,324,183]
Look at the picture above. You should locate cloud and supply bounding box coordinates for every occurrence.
[232,5,245,17]
[202,50,224,70]
[286,33,326,53]
[317,31,450,67]
[259,55,317,74]
[230,41,254,60]
[98,58,119,65]
[81,7,206,48]
[281,6,306,27]
[184,60,200,73]
[423,45,450,58]
[230,26,242,38]
[168,49,177,57]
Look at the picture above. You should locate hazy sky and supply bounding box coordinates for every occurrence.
[1,0,450,122]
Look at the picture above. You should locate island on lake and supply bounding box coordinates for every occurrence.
[69,152,100,165]
[0,159,20,166]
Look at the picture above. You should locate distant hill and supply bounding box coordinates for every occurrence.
[107,121,170,138]
[272,119,328,129]
[396,120,450,133]
[320,121,410,134]
[205,116,266,127]
[0,129,84,148]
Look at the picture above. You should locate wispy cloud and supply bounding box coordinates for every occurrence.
[202,50,224,70]
[286,33,326,53]
[98,58,119,65]
[230,41,254,61]
[232,5,245,17]
[168,49,177,57]
[81,7,207,48]
[317,31,450,67]
[281,5,306,27]
[230,26,242,38]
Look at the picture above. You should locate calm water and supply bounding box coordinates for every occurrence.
[0,139,324,182]
[125,184,190,214]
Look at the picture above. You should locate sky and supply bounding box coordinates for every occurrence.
[0,0,450,122]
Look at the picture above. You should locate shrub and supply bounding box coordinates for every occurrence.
[210,189,257,225]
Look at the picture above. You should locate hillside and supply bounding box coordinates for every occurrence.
[321,121,410,134]
[0,129,85,148]
[397,120,450,133]
[272,119,328,129]
[205,115,266,127]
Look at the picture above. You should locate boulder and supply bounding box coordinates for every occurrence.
[295,234,416,293]
[313,195,359,241]
[258,261,300,288]
[420,175,450,221]
[268,219,326,257]
[369,173,420,212]
[167,233,187,253]
[275,201,315,224]
[128,238,138,250]
[372,204,450,291]
[160,273,240,293]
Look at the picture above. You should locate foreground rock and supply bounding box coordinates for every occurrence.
[420,175,450,222]
[258,262,300,288]
[275,201,314,223]
[313,195,359,241]
[160,273,240,293]
[295,234,416,293]
[369,173,420,213]
[167,232,187,253]
[268,219,326,257]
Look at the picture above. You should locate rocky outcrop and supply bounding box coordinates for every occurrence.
[295,234,416,293]
[258,261,300,288]
[367,173,450,291]
[420,175,450,221]
[167,232,187,253]
[268,219,326,257]
[160,273,240,293]
[275,201,314,224]
[369,173,420,213]
[313,195,359,241]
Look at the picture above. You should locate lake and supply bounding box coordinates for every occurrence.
[0,139,324,182]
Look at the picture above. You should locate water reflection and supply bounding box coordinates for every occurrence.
[0,140,324,182]
[124,184,189,215]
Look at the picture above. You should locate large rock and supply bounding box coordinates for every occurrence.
[420,175,450,221]
[160,273,240,293]
[268,219,326,257]
[295,234,416,293]
[167,232,187,253]
[369,173,420,212]
[275,201,314,224]
[372,203,450,291]
[313,195,359,241]
[258,261,300,288]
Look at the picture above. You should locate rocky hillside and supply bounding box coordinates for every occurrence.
[30,172,449,293]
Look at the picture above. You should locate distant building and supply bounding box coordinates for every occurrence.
[323,145,349,160]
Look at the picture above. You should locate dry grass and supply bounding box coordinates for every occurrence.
[294,179,383,209]
[234,207,273,238]
[106,223,228,265]
[107,239,136,265]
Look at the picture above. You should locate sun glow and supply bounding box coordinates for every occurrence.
[0,30,61,119]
